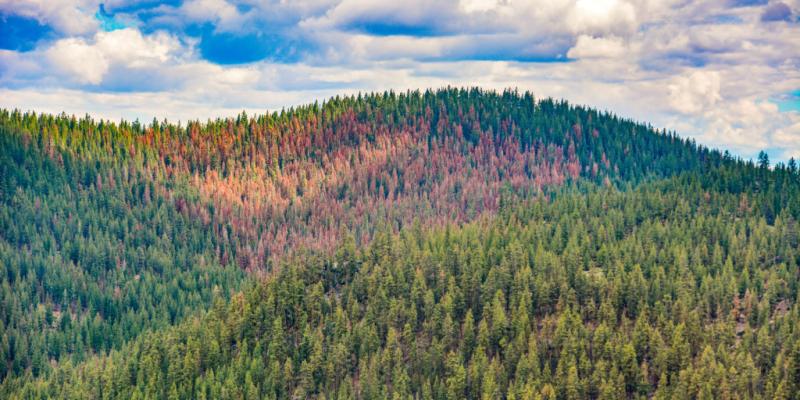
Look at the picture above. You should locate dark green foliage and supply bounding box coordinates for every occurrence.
[0,121,246,386]
[1,88,799,398]
[8,173,800,399]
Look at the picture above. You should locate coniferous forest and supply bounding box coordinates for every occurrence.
[1,88,799,399]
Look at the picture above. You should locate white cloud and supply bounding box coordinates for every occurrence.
[46,38,109,84]
[569,0,637,36]
[43,28,183,85]
[668,70,721,115]
[95,29,179,66]
[0,0,99,35]
[460,0,501,13]
[702,99,776,150]
[773,121,800,148]
[178,0,245,32]
[567,35,627,58]
[706,100,800,160]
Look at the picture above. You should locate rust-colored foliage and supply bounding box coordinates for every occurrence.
[4,88,703,271]
[182,112,570,268]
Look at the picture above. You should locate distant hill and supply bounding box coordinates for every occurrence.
[1,88,799,398]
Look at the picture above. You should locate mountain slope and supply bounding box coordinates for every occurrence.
[1,88,799,398]
[10,172,800,399]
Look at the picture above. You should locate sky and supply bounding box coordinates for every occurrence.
[1,0,799,162]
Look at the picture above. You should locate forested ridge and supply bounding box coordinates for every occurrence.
[1,88,799,398]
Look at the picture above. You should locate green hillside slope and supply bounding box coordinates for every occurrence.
[1,88,799,398]
[10,172,800,399]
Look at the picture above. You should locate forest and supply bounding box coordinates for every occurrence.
[1,88,799,399]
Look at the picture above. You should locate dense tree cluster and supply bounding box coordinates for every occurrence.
[0,124,246,383]
[0,88,718,264]
[1,88,799,398]
[8,172,800,399]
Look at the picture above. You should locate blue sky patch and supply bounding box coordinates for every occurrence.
[195,24,307,64]
[730,0,768,6]
[235,3,254,14]
[707,14,743,24]
[435,53,573,63]
[345,20,443,37]
[104,0,183,15]
[96,4,127,31]
[0,14,53,52]
[775,90,800,112]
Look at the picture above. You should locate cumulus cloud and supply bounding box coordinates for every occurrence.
[567,35,627,58]
[0,0,99,35]
[46,38,108,84]
[698,99,800,160]
[42,28,182,85]
[568,0,637,36]
[175,0,250,32]
[460,0,501,13]
[668,70,722,115]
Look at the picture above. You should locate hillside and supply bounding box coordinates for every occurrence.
[1,88,799,399]
[9,175,800,399]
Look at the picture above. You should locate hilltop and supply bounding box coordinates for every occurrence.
[1,88,799,399]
